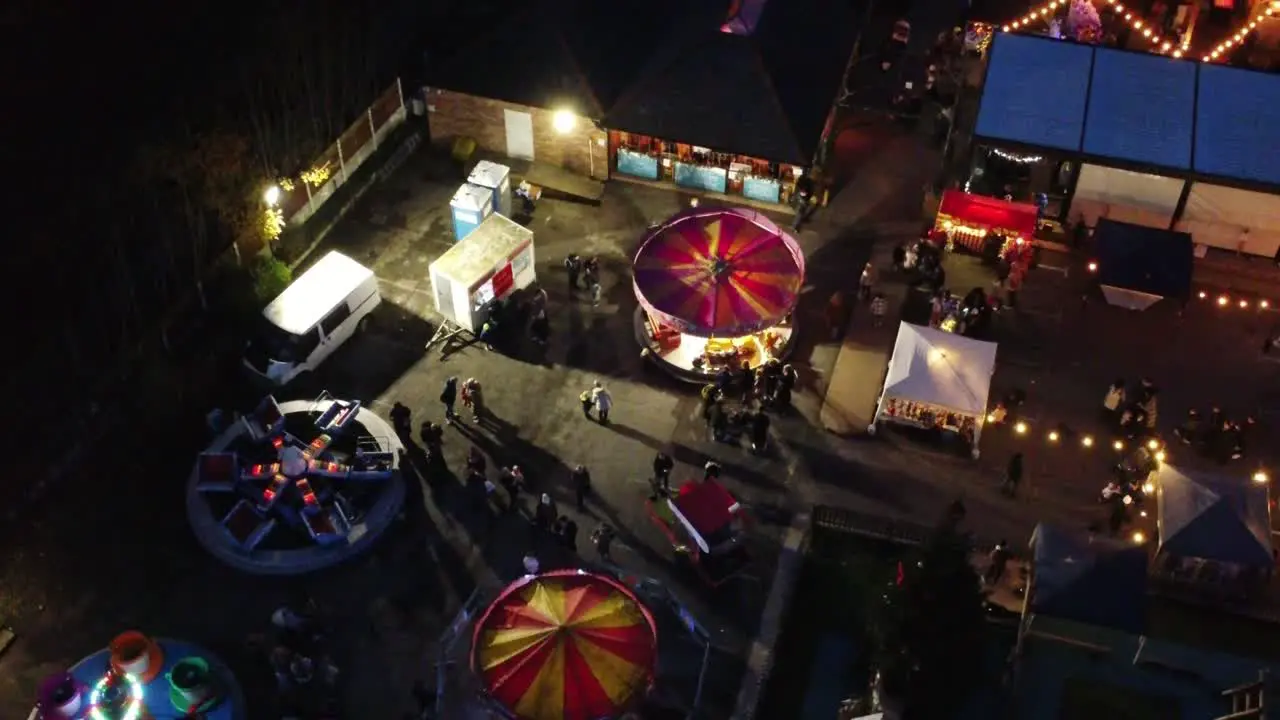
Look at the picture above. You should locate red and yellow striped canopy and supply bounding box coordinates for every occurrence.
[633,206,805,337]
[472,570,658,720]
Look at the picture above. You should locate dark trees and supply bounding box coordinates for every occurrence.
[870,522,987,719]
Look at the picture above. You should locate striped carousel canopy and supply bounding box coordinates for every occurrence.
[633,206,805,337]
[472,570,659,720]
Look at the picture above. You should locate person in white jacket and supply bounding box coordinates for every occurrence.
[590,380,613,423]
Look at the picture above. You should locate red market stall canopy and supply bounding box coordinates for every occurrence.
[936,190,1039,240]
[633,206,805,337]
[472,570,658,720]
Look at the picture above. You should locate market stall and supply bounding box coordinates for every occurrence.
[1154,465,1273,598]
[871,322,998,457]
[31,631,246,720]
[934,189,1038,254]
[471,570,658,720]
[429,213,535,334]
[633,206,803,381]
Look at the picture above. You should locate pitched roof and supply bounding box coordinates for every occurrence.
[1030,523,1148,634]
[427,0,691,117]
[605,0,857,165]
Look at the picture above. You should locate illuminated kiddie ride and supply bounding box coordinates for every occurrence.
[647,480,754,587]
[187,393,404,574]
[633,206,803,381]
[32,631,246,719]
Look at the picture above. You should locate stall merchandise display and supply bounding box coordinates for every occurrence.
[882,398,977,441]
[934,190,1039,253]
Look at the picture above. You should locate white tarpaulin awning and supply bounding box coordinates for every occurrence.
[1176,182,1280,257]
[1100,285,1163,311]
[1072,164,1184,229]
[879,322,998,417]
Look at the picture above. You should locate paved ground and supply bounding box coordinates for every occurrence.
[6,102,1280,719]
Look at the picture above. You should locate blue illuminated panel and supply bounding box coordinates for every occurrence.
[976,34,1093,151]
[1195,64,1280,185]
[1083,49,1195,169]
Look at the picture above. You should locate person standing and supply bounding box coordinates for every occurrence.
[590,281,603,308]
[870,292,888,327]
[985,540,1010,585]
[652,452,674,494]
[570,464,592,510]
[704,460,722,482]
[389,402,412,438]
[591,380,612,423]
[440,377,459,424]
[462,378,485,423]
[1102,379,1125,426]
[859,262,876,302]
[561,517,579,553]
[738,361,755,404]
[826,291,845,340]
[750,411,771,453]
[535,493,558,531]
[522,551,540,576]
[579,387,594,419]
[1001,452,1024,497]
[530,309,550,346]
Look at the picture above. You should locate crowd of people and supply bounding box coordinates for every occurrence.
[699,359,798,453]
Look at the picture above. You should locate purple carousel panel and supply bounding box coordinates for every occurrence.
[633,206,805,337]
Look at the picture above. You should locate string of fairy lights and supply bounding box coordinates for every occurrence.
[999,0,1280,60]
[1203,1,1280,63]
[1000,0,1181,56]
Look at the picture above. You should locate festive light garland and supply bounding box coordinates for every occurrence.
[88,672,143,720]
[999,0,1181,56]
[991,148,1043,164]
[1203,2,1278,62]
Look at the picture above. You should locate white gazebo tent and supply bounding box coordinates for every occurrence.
[872,322,998,457]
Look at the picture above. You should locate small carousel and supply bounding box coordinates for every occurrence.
[471,570,659,720]
[31,631,246,719]
[634,206,803,382]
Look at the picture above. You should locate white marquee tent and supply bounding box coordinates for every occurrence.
[873,323,999,455]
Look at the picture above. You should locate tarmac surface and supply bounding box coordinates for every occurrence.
[5,107,1280,719]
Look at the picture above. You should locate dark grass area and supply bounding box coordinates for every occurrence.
[755,530,905,718]
[1058,676,1178,720]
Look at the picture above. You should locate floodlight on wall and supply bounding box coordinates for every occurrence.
[552,110,577,134]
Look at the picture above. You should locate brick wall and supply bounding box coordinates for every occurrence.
[424,88,609,180]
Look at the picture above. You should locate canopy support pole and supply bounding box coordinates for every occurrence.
[424,319,470,358]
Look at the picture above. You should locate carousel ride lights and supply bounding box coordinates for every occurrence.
[198,396,397,552]
[88,671,144,720]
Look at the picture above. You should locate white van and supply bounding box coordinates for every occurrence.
[243,251,380,385]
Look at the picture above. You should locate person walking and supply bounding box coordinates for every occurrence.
[440,377,459,424]
[564,254,582,292]
[591,523,616,562]
[590,280,603,308]
[1001,452,1024,497]
[570,464,592,510]
[579,387,594,419]
[591,380,612,423]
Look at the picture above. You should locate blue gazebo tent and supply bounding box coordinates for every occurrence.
[1094,218,1193,310]
[1029,523,1148,634]
[1157,465,1273,570]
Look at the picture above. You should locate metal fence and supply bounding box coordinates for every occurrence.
[278,80,407,227]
